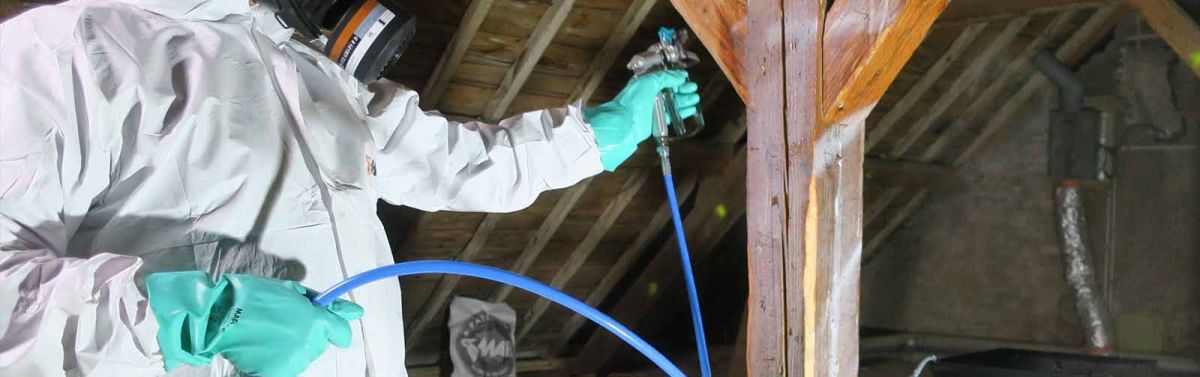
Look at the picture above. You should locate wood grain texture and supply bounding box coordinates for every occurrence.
[571,146,747,374]
[404,214,503,349]
[421,0,496,107]
[490,180,592,302]
[887,16,1031,157]
[822,0,948,124]
[865,22,988,151]
[553,173,699,351]
[667,0,748,101]
[1129,0,1200,77]
[569,0,659,103]
[744,0,796,372]
[481,0,578,121]
[515,170,650,340]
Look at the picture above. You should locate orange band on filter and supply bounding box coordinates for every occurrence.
[328,0,378,60]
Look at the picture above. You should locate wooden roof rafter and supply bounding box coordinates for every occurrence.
[481,0,577,121]
[569,0,659,104]
[421,0,497,108]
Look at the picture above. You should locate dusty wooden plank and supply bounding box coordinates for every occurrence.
[568,0,658,103]
[666,0,748,101]
[956,6,1121,164]
[865,22,988,151]
[516,169,651,340]
[404,214,503,349]
[886,16,1032,157]
[822,0,949,124]
[744,0,796,372]
[481,0,577,120]
[920,9,1080,162]
[553,172,699,351]
[571,146,747,374]
[1129,0,1200,76]
[490,179,592,302]
[421,0,497,108]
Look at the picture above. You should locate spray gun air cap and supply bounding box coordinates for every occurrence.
[658,27,676,45]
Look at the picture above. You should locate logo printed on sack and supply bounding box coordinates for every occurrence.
[453,311,514,377]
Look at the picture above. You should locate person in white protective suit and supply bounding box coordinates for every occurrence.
[0,0,702,376]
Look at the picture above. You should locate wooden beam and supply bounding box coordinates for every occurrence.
[552,172,699,351]
[866,22,989,151]
[568,0,658,104]
[666,0,749,101]
[744,0,943,375]
[420,0,496,108]
[490,179,592,302]
[1129,0,1200,77]
[822,0,949,124]
[571,146,747,374]
[405,213,503,349]
[481,0,576,121]
[887,16,1032,157]
[516,170,651,340]
[745,0,820,373]
[921,9,1081,162]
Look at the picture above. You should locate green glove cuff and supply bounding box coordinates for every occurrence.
[584,70,700,172]
[146,272,363,377]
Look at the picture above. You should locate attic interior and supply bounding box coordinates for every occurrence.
[371,0,1200,374]
[3,0,1197,375]
[373,0,1200,375]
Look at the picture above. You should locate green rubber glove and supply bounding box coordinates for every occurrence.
[585,70,701,171]
[145,272,364,377]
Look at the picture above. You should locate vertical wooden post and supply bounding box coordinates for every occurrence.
[744,0,824,375]
[745,0,943,375]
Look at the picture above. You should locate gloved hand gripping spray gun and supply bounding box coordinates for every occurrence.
[626,28,707,176]
[627,27,713,377]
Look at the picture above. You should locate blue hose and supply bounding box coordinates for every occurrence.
[663,173,712,377]
[311,260,686,377]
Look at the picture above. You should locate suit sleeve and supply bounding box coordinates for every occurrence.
[367,86,604,212]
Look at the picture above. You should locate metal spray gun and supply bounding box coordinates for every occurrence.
[626,27,713,377]
[626,27,706,175]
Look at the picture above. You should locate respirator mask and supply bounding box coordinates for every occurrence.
[260,0,417,83]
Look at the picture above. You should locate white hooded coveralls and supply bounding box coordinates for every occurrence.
[0,0,604,376]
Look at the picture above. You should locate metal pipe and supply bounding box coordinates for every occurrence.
[1055,183,1116,355]
[1033,50,1085,113]
[861,334,1200,374]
